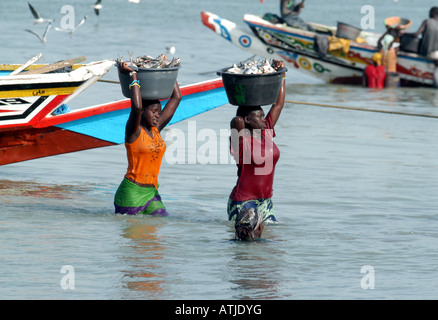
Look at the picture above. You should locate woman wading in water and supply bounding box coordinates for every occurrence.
[114,62,181,216]
[228,60,286,240]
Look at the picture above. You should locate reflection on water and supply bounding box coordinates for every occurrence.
[121,218,167,298]
[227,240,292,300]
[1,0,438,301]
[0,179,89,199]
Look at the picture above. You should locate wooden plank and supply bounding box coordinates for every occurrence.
[10,53,43,76]
[20,56,86,75]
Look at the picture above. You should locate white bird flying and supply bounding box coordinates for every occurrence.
[28,2,54,25]
[54,15,88,38]
[166,46,176,54]
[25,22,52,43]
[92,0,103,16]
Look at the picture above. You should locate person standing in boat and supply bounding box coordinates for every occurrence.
[114,62,181,216]
[378,25,400,74]
[280,0,314,31]
[227,60,286,240]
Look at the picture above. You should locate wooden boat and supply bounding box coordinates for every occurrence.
[201,11,436,87]
[0,59,227,165]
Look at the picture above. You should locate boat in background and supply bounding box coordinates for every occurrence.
[0,59,227,165]
[201,11,436,87]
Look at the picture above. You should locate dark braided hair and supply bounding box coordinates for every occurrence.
[236,105,262,118]
[236,106,263,130]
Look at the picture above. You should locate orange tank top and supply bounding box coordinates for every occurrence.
[124,127,166,187]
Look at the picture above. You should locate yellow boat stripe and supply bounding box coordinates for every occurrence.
[0,86,79,98]
[0,64,83,71]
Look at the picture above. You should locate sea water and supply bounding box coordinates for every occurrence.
[1,0,438,300]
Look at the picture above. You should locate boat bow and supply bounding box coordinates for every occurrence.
[0,60,115,133]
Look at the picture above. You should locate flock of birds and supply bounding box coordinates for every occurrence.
[25,0,141,43]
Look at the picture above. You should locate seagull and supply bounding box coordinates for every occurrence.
[166,46,176,55]
[54,15,88,38]
[92,0,102,16]
[25,22,52,43]
[129,0,141,3]
[28,2,54,25]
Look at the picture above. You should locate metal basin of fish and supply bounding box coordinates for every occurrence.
[217,66,287,106]
[118,66,180,100]
[117,54,181,100]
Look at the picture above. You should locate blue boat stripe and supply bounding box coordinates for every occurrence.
[55,87,228,144]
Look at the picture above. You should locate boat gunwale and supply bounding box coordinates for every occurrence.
[242,14,435,63]
[0,78,225,132]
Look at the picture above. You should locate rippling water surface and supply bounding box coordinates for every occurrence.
[1,0,438,300]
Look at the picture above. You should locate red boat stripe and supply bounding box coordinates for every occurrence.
[37,79,224,128]
[0,126,115,166]
[29,95,69,127]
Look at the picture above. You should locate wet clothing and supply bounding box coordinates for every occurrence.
[364,65,386,88]
[229,113,280,201]
[234,206,264,240]
[228,113,279,222]
[124,127,166,187]
[419,18,438,57]
[228,198,277,222]
[114,178,168,216]
[234,206,263,231]
[114,126,168,215]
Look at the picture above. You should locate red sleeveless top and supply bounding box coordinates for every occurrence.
[229,113,280,201]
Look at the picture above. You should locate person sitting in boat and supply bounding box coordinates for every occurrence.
[363,52,386,89]
[403,6,438,58]
[227,60,285,228]
[280,0,314,31]
[114,62,181,216]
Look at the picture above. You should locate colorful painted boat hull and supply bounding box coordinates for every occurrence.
[201,11,436,87]
[0,60,115,132]
[0,78,227,165]
[1,126,115,165]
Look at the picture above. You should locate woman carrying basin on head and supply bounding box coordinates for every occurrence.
[114,62,181,216]
[227,60,286,240]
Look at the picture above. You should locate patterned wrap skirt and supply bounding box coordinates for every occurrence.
[114,178,168,216]
[227,198,277,222]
